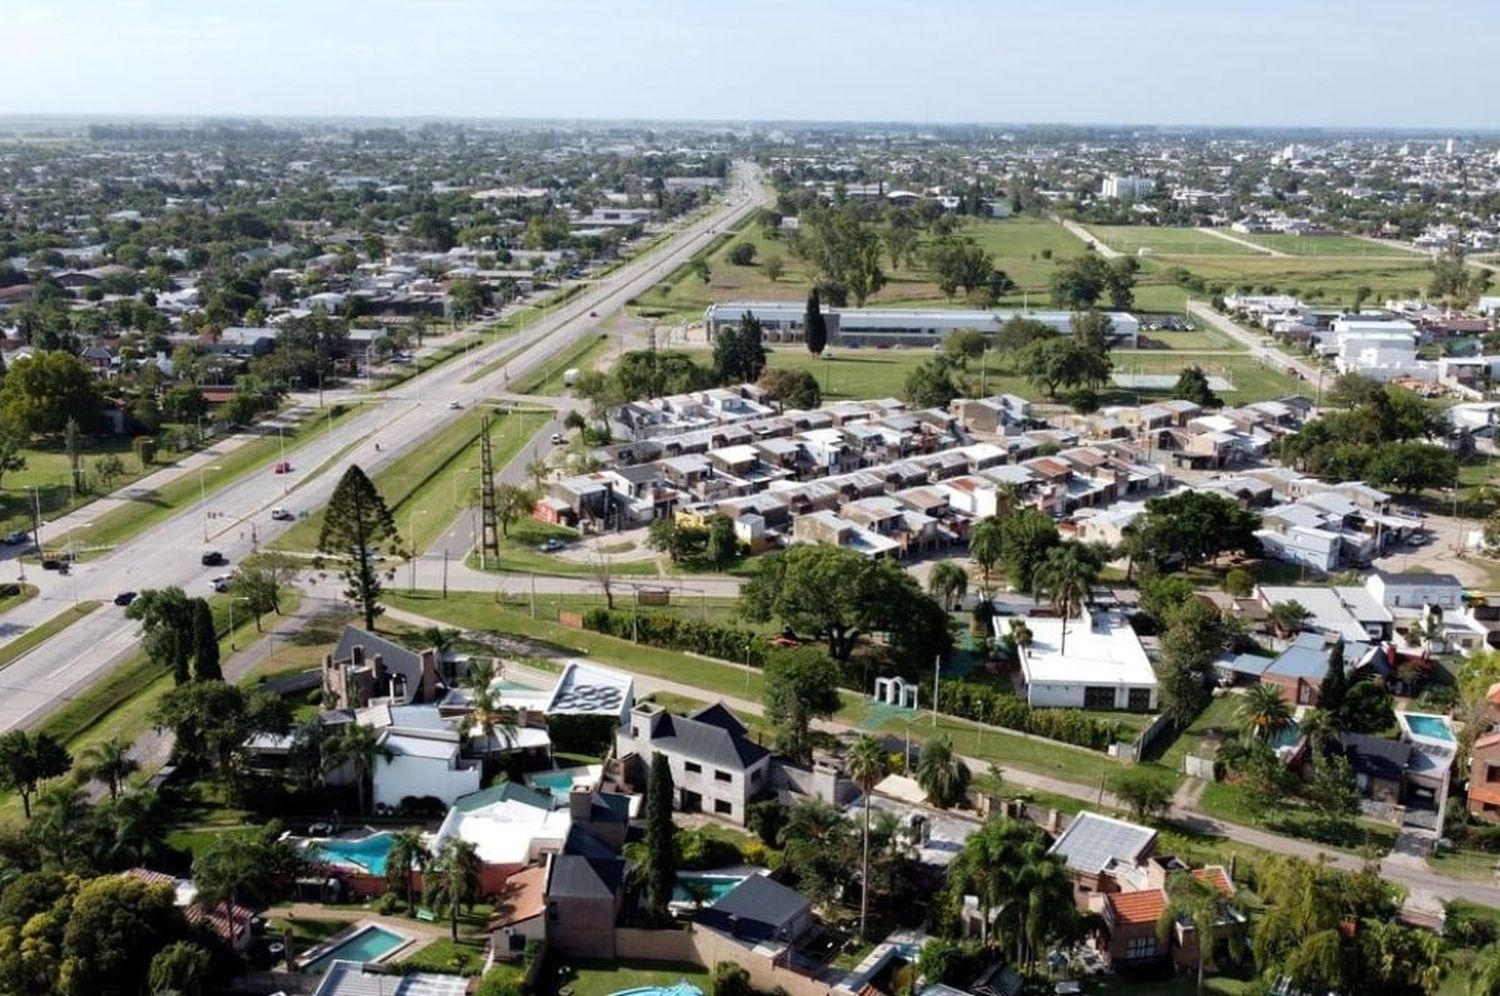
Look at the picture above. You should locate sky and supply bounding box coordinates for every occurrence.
[4,0,1499,130]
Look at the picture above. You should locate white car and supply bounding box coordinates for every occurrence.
[210,575,232,593]
[270,507,294,522]
[448,400,463,410]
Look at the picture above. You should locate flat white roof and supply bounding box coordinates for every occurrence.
[1004,608,1156,689]
[435,798,571,866]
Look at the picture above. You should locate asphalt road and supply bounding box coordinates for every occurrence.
[1185,300,1324,388]
[0,162,768,733]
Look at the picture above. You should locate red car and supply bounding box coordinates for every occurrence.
[273,461,292,474]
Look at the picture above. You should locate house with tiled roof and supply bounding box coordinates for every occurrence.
[124,868,256,950]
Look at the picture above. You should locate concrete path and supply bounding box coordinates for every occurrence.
[1059,219,1120,259]
[1197,227,1282,256]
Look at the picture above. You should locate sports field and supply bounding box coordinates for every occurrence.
[1232,232,1415,256]
[1087,225,1258,256]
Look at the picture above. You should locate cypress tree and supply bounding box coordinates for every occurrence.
[191,598,222,681]
[643,751,677,923]
[804,289,827,356]
[1319,638,1347,715]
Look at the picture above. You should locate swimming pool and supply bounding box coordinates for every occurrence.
[311,832,396,877]
[530,770,577,793]
[1404,713,1456,742]
[1268,721,1301,751]
[671,873,747,905]
[301,925,406,974]
[611,984,703,996]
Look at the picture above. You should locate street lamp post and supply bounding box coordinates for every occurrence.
[408,509,429,591]
[229,596,252,651]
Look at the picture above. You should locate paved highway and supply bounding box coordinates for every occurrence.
[0,163,768,732]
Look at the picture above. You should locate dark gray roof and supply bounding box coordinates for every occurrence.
[699,874,809,941]
[1379,571,1463,587]
[547,855,623,901]
[335,625,427,691]
[564,825,619,861]
[651,707,767,771]
[1337,733,1410,782]
[591,791,631,824]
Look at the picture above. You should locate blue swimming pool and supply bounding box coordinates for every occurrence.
[530,770,576,793]
[611,984,703,996]
[302,925,405,974]
[312,833,395,877]
[671,873,747,904]
[1269,721,1301,750]
[1406,713,1456,742]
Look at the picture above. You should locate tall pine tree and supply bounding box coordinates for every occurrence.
[804,289,827,356]
[643,751,677,924]
[190,598,222,681]
[1319,638,1347,716]
[318,465,403,630]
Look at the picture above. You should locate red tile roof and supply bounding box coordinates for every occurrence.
[1469,783,1500,807]
[1105,888,1166,926]
[1475,732,1500,752]
[1191,866,1234,896]
[124,869,255,944]
[1486,680,1500,705]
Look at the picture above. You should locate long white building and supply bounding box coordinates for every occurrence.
[703,301,1140,348]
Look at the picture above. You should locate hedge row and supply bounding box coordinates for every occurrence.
[937,679,1127,751]
[582,608,768,668]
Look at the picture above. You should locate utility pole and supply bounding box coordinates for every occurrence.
[479,414,500,565]
[932,654,941,728]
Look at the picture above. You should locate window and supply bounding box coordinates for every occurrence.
[714,799,733,815]
[1125,937,1156,960]
[685,761,702,774]
[714,770,732,783]
[751,768,762,784]
[631,726,639,739]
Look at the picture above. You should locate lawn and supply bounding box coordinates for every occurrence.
[1197,780,1399,854]
[399,937,491,976]
[54,401,377,554]
[512,332,612,395]
[1428,846,1499,882]
[275,406,551,554]
[383,591,1143,791]
[1134,328,1241,351]
[539,958,710,996]
[1087,225,1263,257]
[0,600,100,670]
[1233,232,1414,257]
[1144,693,1239,775]
[470,518,662,577]
[0,434,191,536]
[1151,254,1434,307]
[760,345,1303,405]
[491,589,765,630]
[0,582,37,615]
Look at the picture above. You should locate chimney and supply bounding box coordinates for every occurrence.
[352,644,365,668]
[569,786,592,821]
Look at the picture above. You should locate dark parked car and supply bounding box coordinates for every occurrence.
[201,551,226,567]
[2,531,28,546]
[40,558,64,571]
[114,591,138,607]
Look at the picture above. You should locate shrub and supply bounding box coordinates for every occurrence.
[376,891,401,915]
[476,966,524,996]
[677,827,742,870]
[747,799,787,847]
[582,609,768,667]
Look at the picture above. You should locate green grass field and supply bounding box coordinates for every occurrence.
[1149,253,1434,306]
[1234,232,1414,256]
[512,332,612,395]
[760,345,1303,405]
[0,435,191,535]
[275,406,551,554]
[1088,225,1262,256]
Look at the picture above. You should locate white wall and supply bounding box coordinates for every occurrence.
[373,754,481,809]
[1024,681,1156,710]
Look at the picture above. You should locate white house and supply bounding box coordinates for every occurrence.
[360,705,481,810]
[617,701,771,824]
[1365,571,1465,615]
[999,607,1158,711]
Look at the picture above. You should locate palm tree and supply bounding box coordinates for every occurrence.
[969,516,1004,588]
[526,456,550,490]
[927,561,969,613]
[193,835,265,951]
[1033,543,1098,654]
[1268,600,1312,642]
[1238,683,1293,741]
[423,626,462,681]
[425,835,482,942]
[1407,612,1444,663]
[465,657,499,695]
[681,879,714,928]
[385,829,429,913]
[847,734,890,941]
[916,736,970,809]
[1015,844,1074,973]
[1296,707,1340,750]
[1156,870,1245,995]
[80,736,138,799]
[95,787,164,869]
[468,687,518,761]
[323,723,393,815]
[1470,940,1500,995]
[29,784,90,867]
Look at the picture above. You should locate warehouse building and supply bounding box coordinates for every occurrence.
[703,301,1139,348]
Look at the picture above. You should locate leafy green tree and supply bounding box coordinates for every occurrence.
[0,428,27,488]
[1319,640,1349,715]
[152,680,289,773]
[762,254,785,282]
[804,289,828,356]
[847,734,889,941]
[999,508,1060,593]
[1113,768,1171,822]
[1173,365,1221,407]
[1157,598,1231,725]
[728,241,757,266]
[1269,599,1313,639]
[0,352,104,436]
[1017,337,1086,397]
[712,312,767,385]
[968,516,1005,588]
[916,736,970,809]
[756,367,821,410]
[229,551,299,623]
[903,355,964,408]
[189,598,221,681]
[146,941,212,996]
[643,751,677,924]
[705,516,739,568]
[1155,870,1245,996]
[494,483,538,538]
[60,874,186,996]
[126,587,195,684]
[0,730,71,819]
[1307,752,1361,831]
[798,204,885,306]
[1049,254,1110,309]
[1337,680,1396,734]
[1364,441,1458,494]
[780,799,855,909]
[317,465,403,630]
[763,647,842,764]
